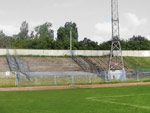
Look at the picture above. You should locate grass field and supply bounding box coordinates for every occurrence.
[1,85,150,113]
[0,75,15,87]
[124,57,150,69]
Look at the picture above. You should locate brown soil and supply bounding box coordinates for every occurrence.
[0,82,150,92]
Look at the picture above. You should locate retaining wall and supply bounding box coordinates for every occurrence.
[1,49,150,57]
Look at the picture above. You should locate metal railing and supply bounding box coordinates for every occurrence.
[72,56,89,72]
[72,55,104,75]
[6,49,30,81]
[14,49,30,80]
[6,49,17,72]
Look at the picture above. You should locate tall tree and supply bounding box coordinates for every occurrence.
[19,21,29,38]
[35,22,54,39]
[57,22,78,41]
[0,30,7,48]
[30,31,34,39]
[57,27,65,41]
[0,30,5,37]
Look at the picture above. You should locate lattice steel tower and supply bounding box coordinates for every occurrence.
[108,0,125,80]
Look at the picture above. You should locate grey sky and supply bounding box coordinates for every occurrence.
[0,0,150,43]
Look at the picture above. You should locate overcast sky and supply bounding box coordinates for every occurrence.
[0,0,150,43]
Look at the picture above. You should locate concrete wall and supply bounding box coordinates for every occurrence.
[2,49,150,57]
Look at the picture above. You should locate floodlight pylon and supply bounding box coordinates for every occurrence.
[108,0,125,81]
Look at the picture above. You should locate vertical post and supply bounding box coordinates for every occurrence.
[72,75,74,85]
[137,70,139,81]
[104,71,108,82]
[88,75,92,84]
[120,69,126,81]
[35,77,38,84]
[70,24,72,56]
[54,76,57,85]
[15,73,18,86]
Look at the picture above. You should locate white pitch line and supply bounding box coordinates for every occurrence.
[86,93,150,99]
[87,98,150,109]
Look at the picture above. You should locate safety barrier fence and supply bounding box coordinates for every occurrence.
[0,70,150,86]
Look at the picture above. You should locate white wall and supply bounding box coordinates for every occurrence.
[2,49,150,57]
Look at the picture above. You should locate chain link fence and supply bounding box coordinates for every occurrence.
[17,71,105,86]
[126,70,150,81]
[1,70,150,87]
[0,72,16,87]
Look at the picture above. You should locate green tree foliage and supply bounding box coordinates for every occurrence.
[0,31,10,48]
[35,22,54,39]
[78,38,99,50]
[126,36,150,50]
[6,34,150,50]
[99,41,111,50]
[1,21,150,50]
[30,31,34,39]
[57,22,78,41]
[53,40,64,49]
[99,36,150,50]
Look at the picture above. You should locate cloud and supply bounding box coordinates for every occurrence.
[53,2,72,8]
[0,10,6,16]
[93,13,148,43]
[94,22,129,42]
[93,22,111,42]
[95,22,111,35]
[124,13,147,27]
[123,13,148,37]
[0,25,19,36]
[146,35,150,39]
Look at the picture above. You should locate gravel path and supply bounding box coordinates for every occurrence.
[0,82,150,91]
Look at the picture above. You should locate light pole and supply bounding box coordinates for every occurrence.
[70,24,72,56]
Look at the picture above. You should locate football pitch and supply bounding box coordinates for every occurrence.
[1,85,150,113]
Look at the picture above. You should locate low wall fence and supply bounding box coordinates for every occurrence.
[0,49,150,57]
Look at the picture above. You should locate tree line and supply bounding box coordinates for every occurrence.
[0,21,150,50]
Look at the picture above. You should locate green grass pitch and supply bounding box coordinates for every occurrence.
[1,85,150,113]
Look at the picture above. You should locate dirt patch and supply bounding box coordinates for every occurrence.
[0,82,150,91]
